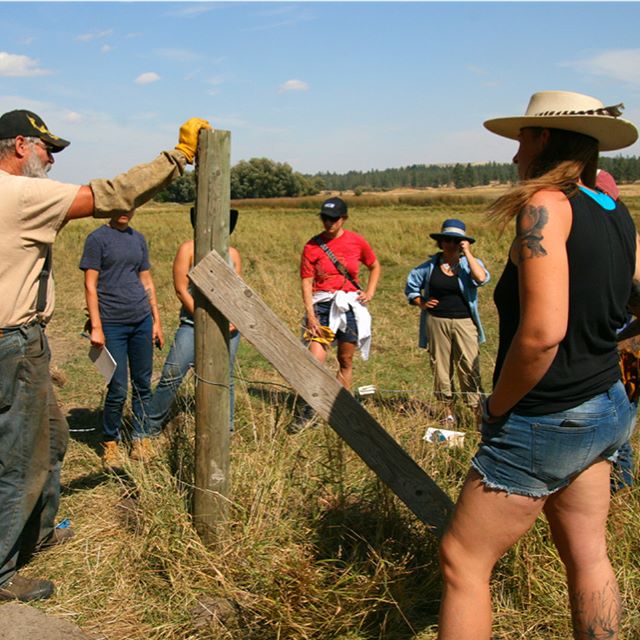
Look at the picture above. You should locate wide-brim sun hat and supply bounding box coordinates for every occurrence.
[189,207,239,234]
[484,91,638,152]
[430,218,475,244]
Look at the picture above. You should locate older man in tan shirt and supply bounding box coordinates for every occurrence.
[0,109,209,602]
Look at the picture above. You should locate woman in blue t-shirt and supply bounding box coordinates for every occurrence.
[80,210,163,471]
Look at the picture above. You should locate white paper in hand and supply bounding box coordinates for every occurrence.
[88,345,117,384]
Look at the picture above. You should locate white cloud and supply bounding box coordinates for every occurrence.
[135,72,160,85]
[76,29,113,43]
[0,51,51,77]
[165,5,217,17]
[564,49,640,86]
[278,79,309,93]
[242,6,315,32]
[64,111,83,123]
[467,65,488,76]
[101,44,112,54]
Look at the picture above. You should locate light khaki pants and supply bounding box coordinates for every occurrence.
[426,315,482,407]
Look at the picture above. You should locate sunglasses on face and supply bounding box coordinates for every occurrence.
[442,237,461,244]
[33,140,55,155]
[320,214,339,222]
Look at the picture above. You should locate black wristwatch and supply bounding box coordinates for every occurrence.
[481,396,504,424]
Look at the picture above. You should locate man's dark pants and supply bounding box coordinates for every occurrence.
[0,323,68,584]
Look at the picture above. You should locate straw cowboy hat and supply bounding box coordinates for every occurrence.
[484,91,638,152]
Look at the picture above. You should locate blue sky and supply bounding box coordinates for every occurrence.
[2,1,640,184]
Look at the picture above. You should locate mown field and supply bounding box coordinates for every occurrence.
[30,189,640,639]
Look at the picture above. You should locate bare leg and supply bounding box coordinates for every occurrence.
[336,341,356,390]
[438,470,546,640]
[544,461,620,640]
[309,340,328,365]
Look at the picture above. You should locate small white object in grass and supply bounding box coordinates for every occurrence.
[423,427,465,447]
[357,384,377,396]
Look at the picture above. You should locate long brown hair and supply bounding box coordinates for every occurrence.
[488,127,599,228]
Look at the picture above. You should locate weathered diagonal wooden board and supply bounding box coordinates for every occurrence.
[190,250,454,536]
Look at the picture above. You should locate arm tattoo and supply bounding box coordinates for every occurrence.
[516,204,549,259]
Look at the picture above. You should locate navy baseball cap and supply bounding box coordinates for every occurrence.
[319,196,348,219]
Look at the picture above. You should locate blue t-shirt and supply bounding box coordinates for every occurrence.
[79,224,151,324]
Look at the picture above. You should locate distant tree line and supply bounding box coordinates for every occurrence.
[155,157,324,203]
[155,155,640,202]
[314,156,640,192]
[599,155,640,184]
[313,162,517,192]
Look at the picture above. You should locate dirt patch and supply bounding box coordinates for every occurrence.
[0,602,102,640]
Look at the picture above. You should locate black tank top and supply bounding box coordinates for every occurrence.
[428,265,471,318]
[493,190,636,415]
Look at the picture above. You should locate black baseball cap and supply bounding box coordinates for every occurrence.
[190,207,239,234]
[319,196,348,219]
[0,109,70,152]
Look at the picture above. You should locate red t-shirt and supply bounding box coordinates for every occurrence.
[300,229,377,292]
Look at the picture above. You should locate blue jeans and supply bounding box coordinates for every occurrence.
[611,437,635,493]
[313,300,358,343]
[472,380,635,497]
[147,321,240,433]
[0,323,64,585]
[102,316,153,441]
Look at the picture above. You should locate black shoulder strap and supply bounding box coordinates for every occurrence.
[314,235,361,291]
[36,246,52,313]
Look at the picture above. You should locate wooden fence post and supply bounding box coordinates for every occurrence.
[190,251,454,536]
[192,129,231,545]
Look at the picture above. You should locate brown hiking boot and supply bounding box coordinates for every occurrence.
[102,440,124,473]
[130,438,153,463]
[0,573,54,602]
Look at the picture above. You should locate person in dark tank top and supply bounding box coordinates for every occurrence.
[437,91,640,640]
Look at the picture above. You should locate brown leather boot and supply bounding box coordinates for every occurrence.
[102,440,124,473]
[0,574,54,602]
[130,438,153,463]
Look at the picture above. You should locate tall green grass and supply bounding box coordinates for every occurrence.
[34,197,640,639]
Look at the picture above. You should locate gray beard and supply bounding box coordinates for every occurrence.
[22,152,51,179]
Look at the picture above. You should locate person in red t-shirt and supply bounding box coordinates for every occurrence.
[300,197,380,392]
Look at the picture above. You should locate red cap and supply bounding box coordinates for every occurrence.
[595,169,619,200]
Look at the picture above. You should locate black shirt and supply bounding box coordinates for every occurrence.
[428,264,471,319]
[493,190,636,415]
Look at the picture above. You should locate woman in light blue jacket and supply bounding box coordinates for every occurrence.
[405,218,489,422]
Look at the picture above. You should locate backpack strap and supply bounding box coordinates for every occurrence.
[36,246,52,313]
[314,235,362,291]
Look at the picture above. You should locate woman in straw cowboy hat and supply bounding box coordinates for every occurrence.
[437,91,639,639]
[405,218,490,423]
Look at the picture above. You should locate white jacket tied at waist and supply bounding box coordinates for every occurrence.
[311,290,372,360]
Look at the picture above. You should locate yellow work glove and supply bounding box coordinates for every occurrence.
[175,117,212,163]
[303,325,335,346]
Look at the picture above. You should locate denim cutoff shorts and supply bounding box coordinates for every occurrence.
[313,300,358,344]
[471,380,636,497]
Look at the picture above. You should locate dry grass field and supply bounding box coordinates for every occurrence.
[24,190,640,639]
